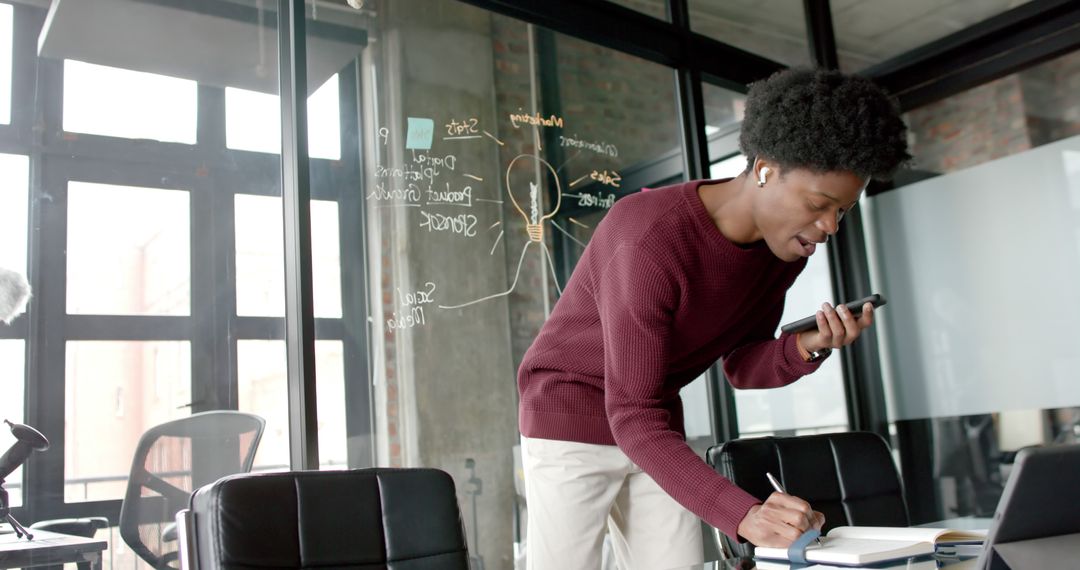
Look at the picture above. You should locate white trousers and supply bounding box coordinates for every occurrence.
[522,436,704,570]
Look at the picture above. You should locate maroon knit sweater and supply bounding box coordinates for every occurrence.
[517,179,824,540]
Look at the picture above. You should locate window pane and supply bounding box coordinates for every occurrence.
[609,0,668,20]
[703,83,746,139]
[236,340,348,471]
[0,3,12,125]
[689,0,812,67]
[735,243,848,435]
[225,73,341,160]
[307,74,341,160]
[62,60,197,144]
[67,181,190,316]
[234,195,341,318]
[710,154,747,179]
[0,152,29,272]
[0,339,24,507]
[64,341,191,503]
[834,0,1033,72]
[706,145,849,436]
[682,373,713,457]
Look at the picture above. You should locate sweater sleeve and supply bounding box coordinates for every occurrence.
[722,296,824,390]
[597,245,760,540]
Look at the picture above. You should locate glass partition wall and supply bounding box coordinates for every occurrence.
[865,49,1080,522]
[357,3,687,563]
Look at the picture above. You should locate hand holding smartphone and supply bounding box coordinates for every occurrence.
[780,293,886,335]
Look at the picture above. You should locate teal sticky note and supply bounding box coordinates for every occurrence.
[406,117,434,150]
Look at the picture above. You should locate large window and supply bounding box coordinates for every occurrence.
[7,3,357,567]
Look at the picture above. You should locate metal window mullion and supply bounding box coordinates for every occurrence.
[278,0,319,471]
[532,27,571,287]
[804,0,839,71]
[456,0,784,89]
[803,0,890,439]
[25,153,70,523]
[670,0,740,443]
[337,61,376,469]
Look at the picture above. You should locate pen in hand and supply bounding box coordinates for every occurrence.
[766,471,823,546]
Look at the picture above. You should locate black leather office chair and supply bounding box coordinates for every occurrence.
[706,431,909,559]
[175,468,470,570]
[119,411,264,569]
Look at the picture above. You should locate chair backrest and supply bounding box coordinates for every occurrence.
[706,431,909,559]
[179,468,470,570]
[119,411,265,570]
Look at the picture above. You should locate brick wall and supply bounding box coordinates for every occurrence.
[489,16,686,373]
[904,50,1080,175]
[1020,50,1080,147]
[904,75,1031,174]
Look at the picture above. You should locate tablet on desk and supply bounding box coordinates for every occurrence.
[975,443,1080,570]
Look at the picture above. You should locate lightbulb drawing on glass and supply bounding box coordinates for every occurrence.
[438,153,567,310]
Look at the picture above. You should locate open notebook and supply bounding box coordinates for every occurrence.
[754,526,987,566]
[755,557,938,570]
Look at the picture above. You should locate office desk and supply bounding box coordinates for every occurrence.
[666,556,978,569]
[665,518,993,565]
[0,528,107,570]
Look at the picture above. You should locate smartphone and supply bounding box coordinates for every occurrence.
[780,293,887,334]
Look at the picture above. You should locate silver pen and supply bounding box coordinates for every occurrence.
[765,471,823,546]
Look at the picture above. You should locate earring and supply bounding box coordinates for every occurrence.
[757,167,770,187]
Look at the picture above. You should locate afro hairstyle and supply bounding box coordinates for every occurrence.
[738,67,911,180]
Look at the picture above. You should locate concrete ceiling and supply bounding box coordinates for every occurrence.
[623,0,1031,71]
[37,0,368,94]
[27,0,1037,86]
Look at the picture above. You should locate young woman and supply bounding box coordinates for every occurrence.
[517,67,911,569]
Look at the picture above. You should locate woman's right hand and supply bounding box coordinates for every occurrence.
[736,492,825,547]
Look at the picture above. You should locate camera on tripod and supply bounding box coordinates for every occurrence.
[0,419,50,541]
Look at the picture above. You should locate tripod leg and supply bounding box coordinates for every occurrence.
[6,514,33,540]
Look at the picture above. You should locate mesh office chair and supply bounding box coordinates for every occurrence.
[176,468,471,570]
[706,431,909,559]
[119,411,264,570]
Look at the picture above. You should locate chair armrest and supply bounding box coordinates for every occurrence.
[176,509,198,570]
[29,517,110,538]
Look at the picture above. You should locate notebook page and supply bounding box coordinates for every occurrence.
[826,526,986,544]
[755,537,933,565]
